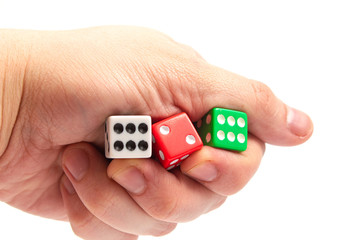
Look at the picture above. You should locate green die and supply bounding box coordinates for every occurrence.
[196,108,248,151]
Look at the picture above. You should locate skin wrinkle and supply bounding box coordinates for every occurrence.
[0,41,27,186]
[99,63,133,114]
[25,184,65,220]
[249,80,278,118]
[146,64,178,115]
[4,168,50,205]
[19,64,57,151]
[142,172,181,222]
[190,72,215,118]
[30,76,78,147]
[0,54,5,133]
[26,107,54,150]
[147,196,180,223]
[0,72,5,155]
[6,155,64,217]
[196,70,226,115]
[9,35,30,142]
[1,107,64,207]
[55,82,92,142]
[3,145,56,185]
[0,55,11,158]
[110,59,146,114]
[171,170,221,222]
[177,67,206,119]
[157,60,190,114]
[137,60,179,118]
[70,209,102,237]
[159,49,203,114]
[127,61,156,115]
[38,49,114,146]
[165,65,189,110]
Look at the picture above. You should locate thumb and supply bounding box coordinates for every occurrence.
[189,66,313,146]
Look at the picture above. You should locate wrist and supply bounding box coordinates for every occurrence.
[0,30,29,157]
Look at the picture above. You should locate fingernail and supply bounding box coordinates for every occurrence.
[63,148,89,181]
[111,167,146,195]
[187,162,218,182]
[62,175,76,195]
[287,106,313,138]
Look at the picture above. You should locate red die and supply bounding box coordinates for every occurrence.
[152,112,203,170]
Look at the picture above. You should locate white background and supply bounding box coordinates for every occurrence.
[0,0,359,239]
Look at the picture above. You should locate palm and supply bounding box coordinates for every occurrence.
[0,27,197,220]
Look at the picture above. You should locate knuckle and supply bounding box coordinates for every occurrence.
[82,191,119,224]
[152,223,178,237]
[179,43,205,61]
[119,235,139,240]
[207,196,227,213]
[228,169,255,195]
[145,196,180,222]
[225,164,262,196]
[71,214,139,240]
[126,235,139,240]
[226,176,249,195]
[250,80,273,105]
[91,197,116,221]
[166,50,204,84]
[70,213,96,239]
[250,80,278,117]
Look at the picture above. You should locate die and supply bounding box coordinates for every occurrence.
[105,116,152,158]
[195,108,248,151]
[152,112,203,170]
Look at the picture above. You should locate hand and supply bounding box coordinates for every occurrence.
[0,26,313,239]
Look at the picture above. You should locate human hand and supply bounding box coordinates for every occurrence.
[0,26,313,239]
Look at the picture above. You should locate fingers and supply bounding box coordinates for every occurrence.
[60,175,138,240]
[181,135,265,196]
[61,142,176,236]
[187,65,313,147]
[107,158,226,223]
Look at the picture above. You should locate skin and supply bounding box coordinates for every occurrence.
[0,26,313,240]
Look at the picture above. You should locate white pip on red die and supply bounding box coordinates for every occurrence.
[152,112,203,170]
[105,116,152,159]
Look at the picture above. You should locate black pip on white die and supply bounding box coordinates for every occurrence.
[105,116,152,158]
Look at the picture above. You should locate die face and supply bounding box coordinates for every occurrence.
[153,144,191,170]
[196,108,248,151]
[152,112,203,169]
[105,116,152,158]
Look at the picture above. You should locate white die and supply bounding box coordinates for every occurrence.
[105,116,152,158]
